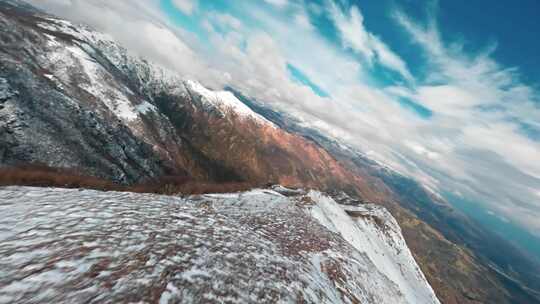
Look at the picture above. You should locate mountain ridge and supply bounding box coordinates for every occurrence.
[0,1,539,303]
[0,186,440,304]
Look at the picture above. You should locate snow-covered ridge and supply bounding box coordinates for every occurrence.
[37,18,149,123]
[308,191,440,304]
[37,16,271,127]
[0,186,439,304]
[184,80,274,126]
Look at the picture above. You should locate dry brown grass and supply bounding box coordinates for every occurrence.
[0,164,261,195]
[131,178,259,196]
[0,164,122,191]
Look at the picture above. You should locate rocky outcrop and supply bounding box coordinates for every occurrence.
[0,186,439,304]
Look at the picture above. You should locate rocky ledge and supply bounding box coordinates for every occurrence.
[0,186,439,304]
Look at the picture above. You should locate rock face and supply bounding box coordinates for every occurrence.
[0,186,440,304]
[0,3,165,183]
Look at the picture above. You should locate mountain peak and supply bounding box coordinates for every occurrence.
[183,79,274,126]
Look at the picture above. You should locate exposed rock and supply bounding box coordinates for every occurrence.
[0,186,439,304]
[0,77,17,102]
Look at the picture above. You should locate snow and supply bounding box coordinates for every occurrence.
[38,18,115,46]
[0,186,439,303]
[307,191,440,304]
[66,44,139,122]
[39,20,141,124]
[184,80,274,126]
[38,14,276,130]
[135,101,157,115]
[159,283,180,304]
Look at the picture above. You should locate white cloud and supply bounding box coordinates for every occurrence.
[208,12,242,31]
[391,7,540,236]
[264,0,288,8]
[172,0,197,15]
[330,5,413,81]
[27,0,219,82]
[44,0,72,5]
[294,13,312,30]
[405,141,440,160]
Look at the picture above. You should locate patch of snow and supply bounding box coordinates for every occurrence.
[39,21,141,124]
[159,283,180,304]
[65,44,138,121]
[136,101,157,115]
[308,191,440,304]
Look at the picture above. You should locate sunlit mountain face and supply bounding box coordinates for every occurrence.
[24,0,540,281]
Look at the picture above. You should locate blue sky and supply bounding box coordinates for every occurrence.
[32,0,540,259]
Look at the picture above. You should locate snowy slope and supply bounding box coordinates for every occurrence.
[37,16,271,127]
[183,80,274,126]
[308,191,440,304]
[0,186,439,304]
[1,7,280,183]
[37,19,143,124]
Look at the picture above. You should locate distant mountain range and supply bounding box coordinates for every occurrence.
[0,1,539,303]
